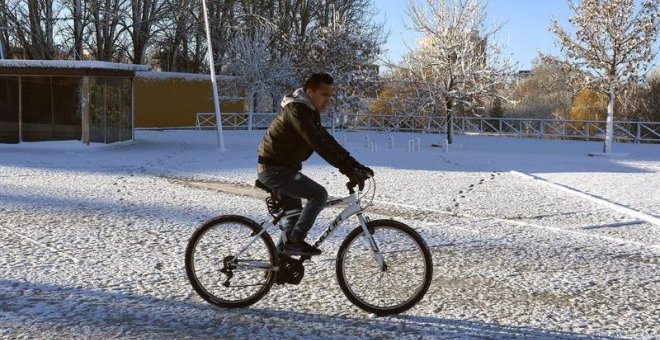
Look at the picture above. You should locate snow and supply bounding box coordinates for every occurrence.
[1,129,659,338]
[0,60,150,72]
[135,71,237,82]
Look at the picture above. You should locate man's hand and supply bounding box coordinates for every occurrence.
[356,164,374,178]
[341,163,374,191]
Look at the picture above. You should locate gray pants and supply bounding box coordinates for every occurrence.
[257,165,328,242]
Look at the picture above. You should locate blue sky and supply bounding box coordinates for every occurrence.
[372,0,659,71]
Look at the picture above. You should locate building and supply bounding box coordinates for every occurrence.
[0,61,245,144]
[0,60,148,144]
[134,72,243,128]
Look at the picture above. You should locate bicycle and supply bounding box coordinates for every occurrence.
[185,177,433,316]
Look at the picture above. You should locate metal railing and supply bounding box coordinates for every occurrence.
[208,113,660,144]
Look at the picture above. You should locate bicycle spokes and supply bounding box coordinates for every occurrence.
[185,216,277,307]
[336,220,433,315]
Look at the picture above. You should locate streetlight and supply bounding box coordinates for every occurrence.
[201,0,226,151]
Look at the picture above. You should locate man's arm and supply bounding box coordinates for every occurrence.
[288,103,356,170]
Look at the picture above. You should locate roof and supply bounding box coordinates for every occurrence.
[136,71,237,82]
[0,60,150,76]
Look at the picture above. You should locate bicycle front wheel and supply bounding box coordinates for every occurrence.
[185,215,277,308]
[336,219,433,316]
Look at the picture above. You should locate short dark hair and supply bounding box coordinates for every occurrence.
[304,73,334,91]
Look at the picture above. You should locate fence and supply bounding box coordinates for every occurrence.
[203,113,660,144]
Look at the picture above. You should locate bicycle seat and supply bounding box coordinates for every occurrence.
[254,179,273,194]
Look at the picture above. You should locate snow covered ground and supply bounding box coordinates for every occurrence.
[1,129,658,339]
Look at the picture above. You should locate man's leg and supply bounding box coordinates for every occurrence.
[257,166,328,254]
[275,194,302,250]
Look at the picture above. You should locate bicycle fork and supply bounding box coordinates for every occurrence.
[357,214,387,271]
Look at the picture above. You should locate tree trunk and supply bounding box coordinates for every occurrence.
[247,90,254,131]
[73,0,83,60]
[446,99,454,144]
[45,0,53,57]
[0,0,5,58]
[0,12,4,58]
[603,82,615,153]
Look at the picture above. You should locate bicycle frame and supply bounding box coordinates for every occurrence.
[233,187,386,271]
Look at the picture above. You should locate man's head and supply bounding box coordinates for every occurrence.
[303,73,334,112]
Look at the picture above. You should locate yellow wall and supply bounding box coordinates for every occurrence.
[134,77,244,128]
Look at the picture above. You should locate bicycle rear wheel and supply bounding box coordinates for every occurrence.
[185,215,277,308]
[336,219,433,316]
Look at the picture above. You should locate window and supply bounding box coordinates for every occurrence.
[0,76,19,143]
[88,77,133,143]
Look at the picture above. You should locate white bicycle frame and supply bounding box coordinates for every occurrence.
[232,189,386,271]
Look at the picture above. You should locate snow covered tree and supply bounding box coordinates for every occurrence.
[402,0,515,144]
[225,26,293,130]
[506,58,575,119]
[300,11,385,133]
[545,0,660,153]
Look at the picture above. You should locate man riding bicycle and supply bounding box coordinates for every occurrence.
[257,73,374,256]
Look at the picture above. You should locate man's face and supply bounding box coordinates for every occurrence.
[306,83,333,112]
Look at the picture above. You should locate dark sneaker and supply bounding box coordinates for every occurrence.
[281,240,322,256]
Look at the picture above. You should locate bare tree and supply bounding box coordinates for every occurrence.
[629,68,660,122]
[150,0,200,71]
[0,0,388,80]
[123,0,166,64]
[0,0,7,58]
[545,0,660,153]
[86,0,129,61]
[648,69,660,121]
[402,0,515,144]
[53,0,90,60]
[0,0,64,59]
[72,0,83,59]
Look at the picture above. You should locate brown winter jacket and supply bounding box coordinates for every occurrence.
[257,88,356,172]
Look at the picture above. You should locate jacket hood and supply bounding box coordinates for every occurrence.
[280,88,316,111]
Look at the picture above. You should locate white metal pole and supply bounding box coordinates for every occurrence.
[201,0,226,150]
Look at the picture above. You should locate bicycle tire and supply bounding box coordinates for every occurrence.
[336,219,433,316]
[185,215,277,308]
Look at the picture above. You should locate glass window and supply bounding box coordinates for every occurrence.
[89,77,106,143]
[121,79,133,142]
[88,77,133,143]
[105,78,122,143]
[52,77,82,140]
[21,77,53,141]
[0,76,20,143]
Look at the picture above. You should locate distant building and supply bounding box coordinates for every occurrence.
[0,60,147,144]
[516,70,531,77]
[134,71,243,129]
[0,61,245,144]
